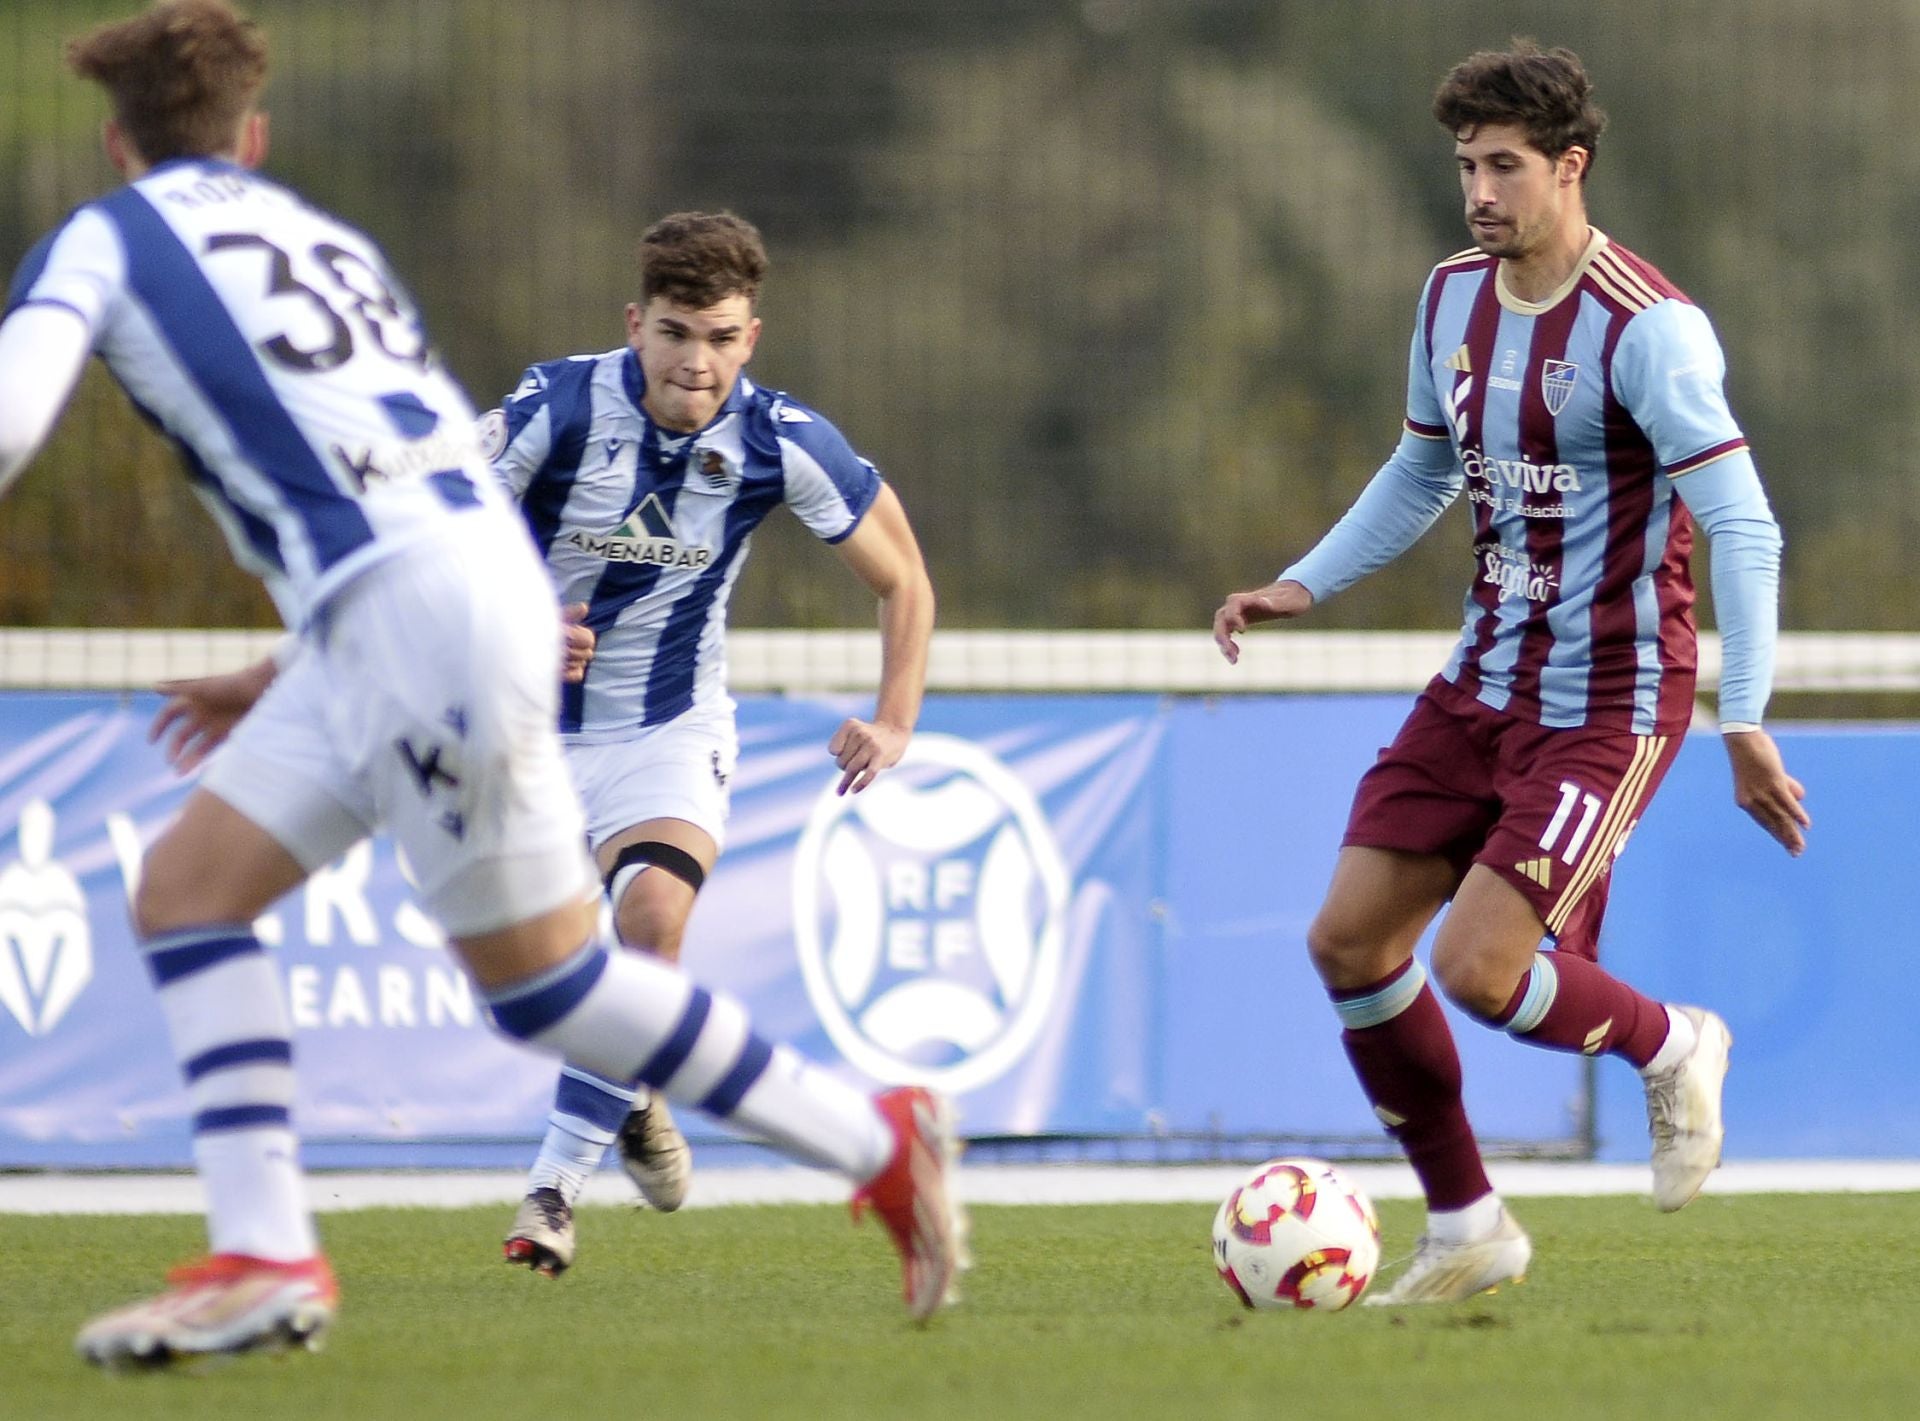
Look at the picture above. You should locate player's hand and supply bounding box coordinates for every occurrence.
[828,717,910,796]
[1723,728,1810,856]
[561,602,595,684]
[148,659,277,774]
[1212,579,1314,663]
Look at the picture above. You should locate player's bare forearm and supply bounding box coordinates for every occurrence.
[829,574,931,796]
[829,608,921,793]
[1723,728,1810,856]
[872,570,932,734]
[829,484,933,794]
[1212,579,1315,663]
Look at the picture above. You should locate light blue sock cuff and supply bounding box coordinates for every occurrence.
[1333,961,1428,1030]
[1505,953,1560,1035]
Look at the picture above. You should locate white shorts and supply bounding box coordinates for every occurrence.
[565,705,739,854]
[203,518,597,937]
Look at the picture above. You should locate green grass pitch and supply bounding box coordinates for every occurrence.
[4,1193,1917,1420]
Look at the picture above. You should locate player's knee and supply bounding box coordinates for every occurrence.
[1429,940,1515,1022]
[613,878,690,960]
[1305,911,1387,988]
[129,877,169,940]
[604,840,704,959]
[131,848,200,938]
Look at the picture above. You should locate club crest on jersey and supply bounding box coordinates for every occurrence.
[698,449,733,486]
[1542,360,1580,416]
[476,409,509,462]
[564,493,714,569]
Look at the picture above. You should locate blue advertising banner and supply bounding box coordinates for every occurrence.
[1596,724,1920,1160]
[5,688,1903,1168]
[1152,695,1590,1153]
[0,692,1171,1163]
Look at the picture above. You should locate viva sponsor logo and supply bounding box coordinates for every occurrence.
[1461,446,1582,494]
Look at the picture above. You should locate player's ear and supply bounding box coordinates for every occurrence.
[102,120,135,178]
[742,316,763,361]
[1559,145,1589,187]
[236,111,270,170]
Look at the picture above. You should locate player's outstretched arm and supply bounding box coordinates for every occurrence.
[829,484,934,795]
[149,656,279,774]
[1212,579,1314,663]
[0,305,92,497]
[1722,728,1810,857]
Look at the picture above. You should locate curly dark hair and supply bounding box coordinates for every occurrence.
[1432,40,1607,179]
[67,1,268,165]
[639,211,769,309]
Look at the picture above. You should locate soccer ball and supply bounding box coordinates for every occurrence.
[1210,1158,1381,1311]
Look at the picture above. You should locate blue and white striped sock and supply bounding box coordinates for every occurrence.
[143,925,315,1262]
[487,944,890,1181]
[527,1066,636,1203]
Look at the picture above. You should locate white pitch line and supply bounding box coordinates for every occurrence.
[2,1159,1919,1216]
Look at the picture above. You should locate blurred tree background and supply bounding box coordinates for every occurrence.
[3,0,1916,632]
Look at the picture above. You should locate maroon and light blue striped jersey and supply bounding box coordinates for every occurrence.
[1404,230,1748,734]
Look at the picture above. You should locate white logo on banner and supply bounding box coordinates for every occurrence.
[0,798,94,1036]
[792,734,1070,1093]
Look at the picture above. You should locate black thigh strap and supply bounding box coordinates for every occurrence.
[605,840,707,893]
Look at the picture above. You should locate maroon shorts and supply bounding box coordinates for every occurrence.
[1343,677,1685,959]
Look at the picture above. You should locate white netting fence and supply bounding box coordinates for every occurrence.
[3,628,1919,699]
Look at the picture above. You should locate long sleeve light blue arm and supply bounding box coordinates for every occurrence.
[1277,431,1462,601]
[1672,449,1781,727]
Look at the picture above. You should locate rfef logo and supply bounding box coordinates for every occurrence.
[791,735,1069,1093]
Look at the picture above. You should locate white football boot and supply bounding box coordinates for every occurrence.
[618,1100,693,1212]
[1644,1005,1732,1212]
[503,1186,576,1276]
[853,1086,970,1322]
[76,1254,337,1369]
[1363,1207,1531,1306]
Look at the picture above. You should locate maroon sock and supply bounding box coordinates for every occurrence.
[1493,951,1670,1068]
[1332,961,1492,1210]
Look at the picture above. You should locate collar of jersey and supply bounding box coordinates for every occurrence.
[140,155,245,181]
[1494,227,1609,316]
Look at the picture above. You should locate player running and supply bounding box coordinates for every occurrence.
[487,210,934,1275]
[1213,40,1808,1305]
[0,0,962,1367]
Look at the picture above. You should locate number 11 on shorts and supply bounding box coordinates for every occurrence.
[1540,780,1603,865]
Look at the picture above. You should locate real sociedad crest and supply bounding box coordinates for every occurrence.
[1542,359,1580,416]
[791,734,1070,1094]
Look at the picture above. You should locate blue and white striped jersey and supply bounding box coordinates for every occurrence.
[4,158,504,629]
[486,347,882,737]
